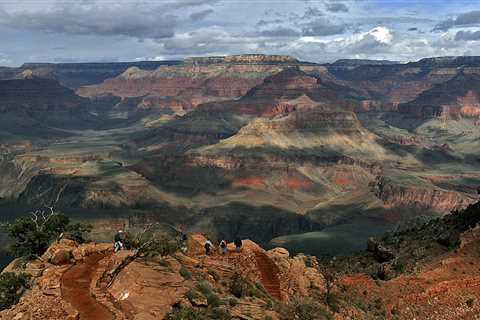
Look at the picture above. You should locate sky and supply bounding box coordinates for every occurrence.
[1,0,480,66]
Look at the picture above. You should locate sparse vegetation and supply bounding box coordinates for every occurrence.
[229,272,268,299]
[467,297,476,308]
[185,289,201,302]
[0,272,31,310]
[7,209,91,258]
[179,266,192,280]
[276,298,333,320]
[166,305,232,320]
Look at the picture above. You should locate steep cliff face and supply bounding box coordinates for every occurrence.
[372,176,477,212]
[0,78,103,132]
[77,60,289,105]
[6,61,181,88]
[326,59,480,107]
[398,73,480,123]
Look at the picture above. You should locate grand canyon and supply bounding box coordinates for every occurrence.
[1,54,480,319]
[2,0,480,318]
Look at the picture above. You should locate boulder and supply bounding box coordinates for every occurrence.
[267,247,289,259]
[375,245,396,262]
[50,249,72,265]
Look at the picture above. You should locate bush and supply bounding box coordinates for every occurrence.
[229,273,250,298]
[180,266,192,280]
[166,306,231,320]
[196,281,214,296]
[64,223,93,244]
[326,292,340,313]
[277,298,333,320]
[7,210,91,258]
[0,272,31,310]
[206,293,221,307]
[166,306,204,320]
[467,297,476,308]
[124,231,180,258]
[185,289,201,302]
[228,297,238,307]
[229,273,269,299]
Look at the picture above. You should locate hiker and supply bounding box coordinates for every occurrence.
[234,238,242,253]
[204,239,213,256]
[114,230,126,253]
[180,232,188,253]
[219,239,228,255]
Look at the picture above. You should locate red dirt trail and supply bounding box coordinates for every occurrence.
[253,251,282,300]
[61,253,113,320]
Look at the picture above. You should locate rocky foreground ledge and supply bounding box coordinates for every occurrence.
[2,226,480,320]
[0,235,324,320]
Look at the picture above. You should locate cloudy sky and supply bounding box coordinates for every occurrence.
[0,0,480,66]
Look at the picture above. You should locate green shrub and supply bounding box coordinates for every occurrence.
[166,306,232,320]
[229,273,249,298]
[0,272,31,310]
[64,223,93,244]
[326,292,340,313]
[277,298,333,320]
[7,211,90,258]
[196,281,214,296]
[180,266,192,280]
[467,297,476,308]
[206,293,221,307]
[166,306,204,320]
[209,307,231,320]
[229,273,269,299]
[185,289,201,302]
[228,297,238,307]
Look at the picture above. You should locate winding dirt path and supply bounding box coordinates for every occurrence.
[61,253,114,320]
[253,251,282,300]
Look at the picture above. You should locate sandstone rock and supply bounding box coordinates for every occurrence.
[50,249,73,265]
[24,260,46,277]
[267,247,289,259]
[190,297,208,307]
[1,258,22,274]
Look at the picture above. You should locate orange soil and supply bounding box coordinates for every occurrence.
[234,176,266,188]
[61,253,113,320]
[340,228,480,319]
[286,178,314,190]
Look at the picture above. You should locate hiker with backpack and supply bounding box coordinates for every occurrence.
[204,239,213,256]
[114,230,126,252]
[219,239,228,254]
[234,238,242,253]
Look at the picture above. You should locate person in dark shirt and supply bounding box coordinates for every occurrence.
[234,238,242,253]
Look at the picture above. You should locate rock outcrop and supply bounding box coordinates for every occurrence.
[373,176,477,212]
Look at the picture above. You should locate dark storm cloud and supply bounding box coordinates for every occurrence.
[408,27,418,31]
[301,18,347,36]
[0,0,220,40]
[455,30,480,41]
[0,4,177,39]
[433,10,480,31]
[190,9,214,21]
[325,3,349,13]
